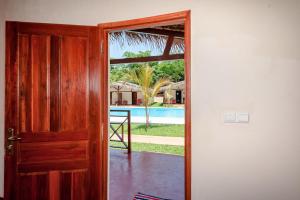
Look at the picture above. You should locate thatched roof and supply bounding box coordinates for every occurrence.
[110,81,140,92]
[109,24,185,53]
[160,81,185,92]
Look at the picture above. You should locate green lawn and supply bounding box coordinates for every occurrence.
[150,102,183,108]
[110,123,184,137]
[110,141,184,156]
[150,102,164,107]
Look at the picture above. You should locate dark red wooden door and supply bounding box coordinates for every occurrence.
[5,22,102,200]
[132,92,137,105]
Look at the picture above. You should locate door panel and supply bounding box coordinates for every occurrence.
[50,36,61,132]
[31,34,51,132]
[19,34,32,133]
[17,170,88,200]
[5,22,101,200]
[18,140,88,164]
[60,36,88,131]
[18,173,50,200]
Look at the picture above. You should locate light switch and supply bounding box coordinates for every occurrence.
[236,112,249,123]
[224,112,236,123]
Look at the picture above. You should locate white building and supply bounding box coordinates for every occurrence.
[110,81,143,105]
[159,81,185,104]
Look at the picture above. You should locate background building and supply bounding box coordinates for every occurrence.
[110,81,143,105]
[160,81,185,104]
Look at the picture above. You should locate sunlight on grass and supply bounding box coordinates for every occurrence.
[110,141,184,156]
[110,123,184,137]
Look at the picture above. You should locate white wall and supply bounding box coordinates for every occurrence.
[122,92,132,105]
[1,0,300,199]
[111,92,133,105]
[111,93,118,105]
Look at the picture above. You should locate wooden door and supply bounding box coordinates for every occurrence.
[132,92,137,105]
[110,92,112,105]
[5,22,102,200]
[176,90,182,104]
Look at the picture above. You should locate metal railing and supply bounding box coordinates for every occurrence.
[109,110,131,153]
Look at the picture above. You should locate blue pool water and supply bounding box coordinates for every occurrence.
[110,107,184,118]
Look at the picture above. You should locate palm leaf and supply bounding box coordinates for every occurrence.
[151,78,170,97]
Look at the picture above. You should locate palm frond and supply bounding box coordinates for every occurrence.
[110,31,184,53]
[151,78,170,97]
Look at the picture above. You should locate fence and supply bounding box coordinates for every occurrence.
[109,110,131,153]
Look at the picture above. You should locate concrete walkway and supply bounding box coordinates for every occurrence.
[111,134,184,146]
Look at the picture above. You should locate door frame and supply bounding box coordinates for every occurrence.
[98,10,191,200]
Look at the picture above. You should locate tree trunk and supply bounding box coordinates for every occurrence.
[145,105,150,130]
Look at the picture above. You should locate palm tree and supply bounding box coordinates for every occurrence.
[164,84,174,106]
[126,64,170,129]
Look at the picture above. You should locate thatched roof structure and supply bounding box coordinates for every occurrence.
[110,81,140,92]
[110,24,184,52]
[109,24,185,64]
[160,81,185,92]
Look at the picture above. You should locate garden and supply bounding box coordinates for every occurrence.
[110,50,185,156]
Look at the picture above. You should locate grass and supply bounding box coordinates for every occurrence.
[150,102,164,107]
[150,102,183,108]
[110,141,184,156]
[110,123,184,137]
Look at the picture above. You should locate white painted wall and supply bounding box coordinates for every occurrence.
[111,92,133,105]
[122,92,132,105]
[1,0,300,199]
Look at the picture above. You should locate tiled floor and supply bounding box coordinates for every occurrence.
[109,149,184,200]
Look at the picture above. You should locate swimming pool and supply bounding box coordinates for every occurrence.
[110,107,184,118]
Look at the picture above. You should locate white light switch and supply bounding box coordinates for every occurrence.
[224,112,236,123]
[224,112,250,123]
[236,112,249,123]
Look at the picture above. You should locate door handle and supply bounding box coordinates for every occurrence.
[6,128,21,155]
[7,128,22,141]
[7,136,22,141]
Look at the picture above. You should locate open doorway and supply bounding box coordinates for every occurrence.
[99,11,191,200]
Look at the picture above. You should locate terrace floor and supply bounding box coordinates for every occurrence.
[109,149,184,200]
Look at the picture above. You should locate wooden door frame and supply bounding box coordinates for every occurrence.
[98,10,191,200]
